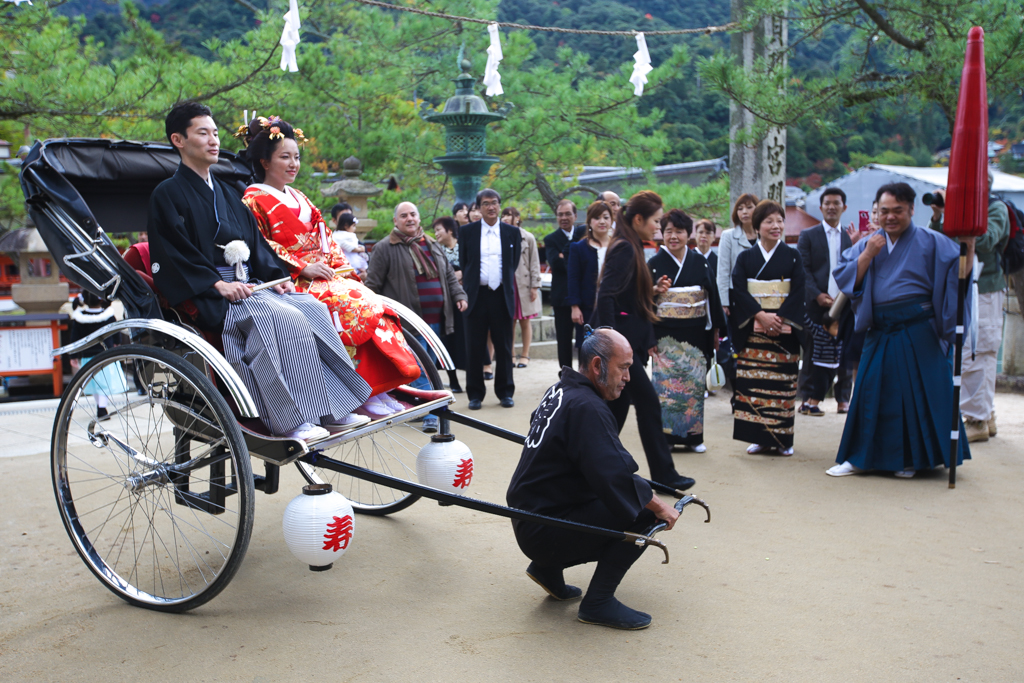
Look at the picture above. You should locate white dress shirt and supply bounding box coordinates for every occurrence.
[824,222,842,299]
[480,219,502,290]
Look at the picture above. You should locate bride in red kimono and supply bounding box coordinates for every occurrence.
[238,117,421,411]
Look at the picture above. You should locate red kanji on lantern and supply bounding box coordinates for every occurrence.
[322,515,353,552]
[453,458,473,489]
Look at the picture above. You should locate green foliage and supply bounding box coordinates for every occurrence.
[699,0,1024,145]
[619,177,731,225]
[848,150,921,168]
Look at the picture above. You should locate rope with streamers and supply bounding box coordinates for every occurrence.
[347,0,737,36]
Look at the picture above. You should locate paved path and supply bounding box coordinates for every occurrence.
[2,360,1023,681]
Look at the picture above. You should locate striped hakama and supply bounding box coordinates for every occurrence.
[219,265,371,435]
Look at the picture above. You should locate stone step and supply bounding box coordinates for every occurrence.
[512,340,559,361]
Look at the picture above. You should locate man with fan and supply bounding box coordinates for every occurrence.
[826,183,972,479]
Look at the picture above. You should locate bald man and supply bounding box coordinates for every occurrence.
[598,191,621,221]
[365,202,467,427]
[508,328,680,630]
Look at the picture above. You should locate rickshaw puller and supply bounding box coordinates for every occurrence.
[147,102,372,440]
[507,328,680,630]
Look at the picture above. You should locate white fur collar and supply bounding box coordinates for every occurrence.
[71,306,117,324]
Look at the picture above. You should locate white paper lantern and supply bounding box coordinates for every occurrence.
[706,363,727,391]
[282,484,355,571]
[416,435,474,493]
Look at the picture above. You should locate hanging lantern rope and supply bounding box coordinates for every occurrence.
[347,0,736,36]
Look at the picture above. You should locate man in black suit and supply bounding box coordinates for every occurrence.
[797,187,853,414]
[459,189,523,409]
[543,200,586,369]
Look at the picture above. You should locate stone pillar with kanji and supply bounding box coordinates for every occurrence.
[729,1,788,206]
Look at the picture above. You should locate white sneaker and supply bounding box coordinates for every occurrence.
[826,461,862,477]
[329,413,371,430]
[894,469,916,478]
[284,423,330,441]
[692,443,707,453]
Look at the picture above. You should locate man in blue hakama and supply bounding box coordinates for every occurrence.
[827,182,971,478]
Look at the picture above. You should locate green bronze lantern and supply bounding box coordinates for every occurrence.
[420,59,512,207]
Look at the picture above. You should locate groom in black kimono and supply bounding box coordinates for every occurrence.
[147,102,370,440]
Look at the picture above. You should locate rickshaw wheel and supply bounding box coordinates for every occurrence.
[296,334,444,515]
[52,344,254,612]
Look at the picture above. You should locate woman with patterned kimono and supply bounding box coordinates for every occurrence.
[729,200,806,456]
[239,117,420,405]
[648,210,726,452]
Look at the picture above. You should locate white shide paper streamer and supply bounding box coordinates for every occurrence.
[483,23,504,96]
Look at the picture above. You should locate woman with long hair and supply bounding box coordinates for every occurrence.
[433,215,466,392]
[591,191,695,491]
[729,200,806,456]
[452,202,470,227]
[648,209,726,453]
[567,200,614,358]
[239,116,421,415]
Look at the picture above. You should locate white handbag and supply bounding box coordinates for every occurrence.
[706,363,727,391]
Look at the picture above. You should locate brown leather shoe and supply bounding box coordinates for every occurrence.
[964,419,989,443]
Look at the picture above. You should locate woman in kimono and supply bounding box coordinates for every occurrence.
[568,201,613,358]
[648,210,726,452]
[239,117,420,411]
[729,200,806,456]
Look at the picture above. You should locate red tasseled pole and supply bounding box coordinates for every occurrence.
[944,26,989,238]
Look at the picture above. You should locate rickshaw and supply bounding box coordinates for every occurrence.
[20,138,709,613]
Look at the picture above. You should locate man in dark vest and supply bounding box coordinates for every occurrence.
[797,187,853,415]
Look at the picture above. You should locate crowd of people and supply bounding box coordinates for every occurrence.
[138,101,997,483]
[134,101,1005,631]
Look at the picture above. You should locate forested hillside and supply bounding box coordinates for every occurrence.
[68,0,1024,186]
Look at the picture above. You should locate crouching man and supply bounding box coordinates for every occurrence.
[506,327,680,630]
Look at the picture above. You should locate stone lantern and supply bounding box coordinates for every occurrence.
[320,156,381,240]
[0,226,69,313]
[419,60,512,207]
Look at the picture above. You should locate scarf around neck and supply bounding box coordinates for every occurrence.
[391,228,439,279]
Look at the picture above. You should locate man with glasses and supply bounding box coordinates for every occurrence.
[827,182,972,479]
[544,200,586,369]
[459,189,522,409]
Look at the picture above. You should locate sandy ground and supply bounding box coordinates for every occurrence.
[1,359,1023,682]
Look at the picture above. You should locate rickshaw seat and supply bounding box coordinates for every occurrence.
[124,242,224,354]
